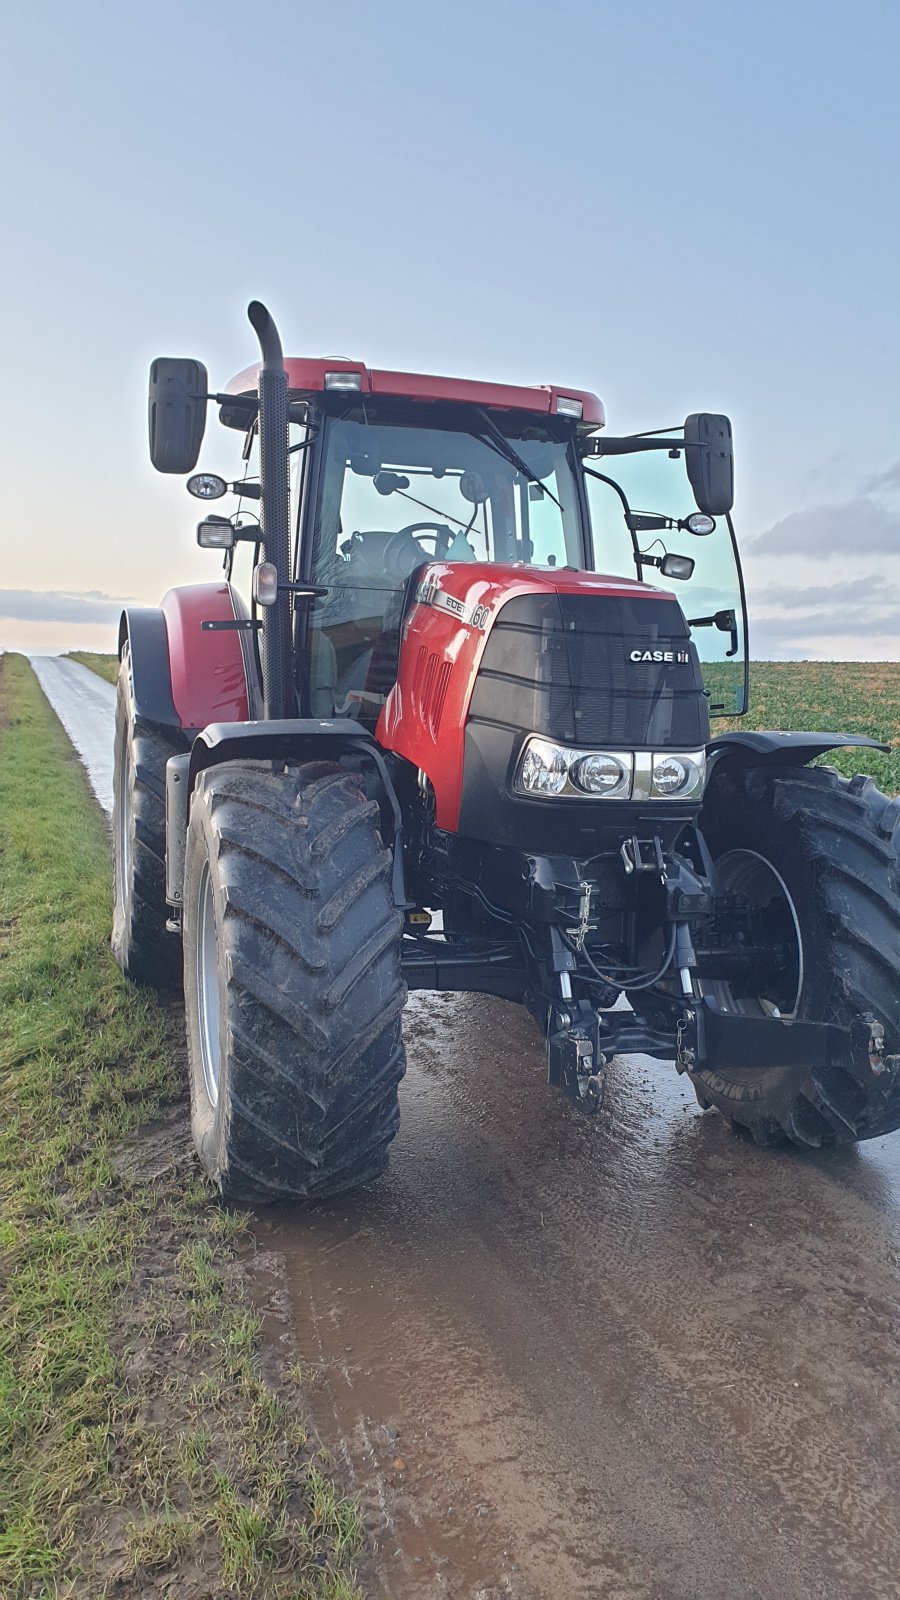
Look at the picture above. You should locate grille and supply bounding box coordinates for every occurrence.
[469,592,709,748]
[414,648,453,737]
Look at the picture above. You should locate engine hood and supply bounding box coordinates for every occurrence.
[378,560,706,842]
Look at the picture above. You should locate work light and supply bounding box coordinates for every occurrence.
[187,473,228,500]
[324,371,363,391]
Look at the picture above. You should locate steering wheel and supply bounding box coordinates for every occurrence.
[382,522,454,581]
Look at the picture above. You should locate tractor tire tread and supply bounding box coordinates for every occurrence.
[184,759,406,1203]
[694,762,900,1148]
[112,658,186,989]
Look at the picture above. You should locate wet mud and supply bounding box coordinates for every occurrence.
[259,991,900,1600]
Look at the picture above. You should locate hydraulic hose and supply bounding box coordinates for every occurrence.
[575,925,678,993]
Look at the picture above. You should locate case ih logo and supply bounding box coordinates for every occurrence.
[629,648,691,664]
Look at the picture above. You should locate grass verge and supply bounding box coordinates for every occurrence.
[64,651,119,685]
[0,654,362,1600]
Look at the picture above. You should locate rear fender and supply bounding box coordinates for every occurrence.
[118,606,180,727]
[119,583,259,733]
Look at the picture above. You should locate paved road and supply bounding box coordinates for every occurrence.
[27,655,116,813]
[27,654,900,1600]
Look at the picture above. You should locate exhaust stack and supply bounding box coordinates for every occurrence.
[248,300,292,719]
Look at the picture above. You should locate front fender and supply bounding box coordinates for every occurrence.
[706,729,888,777]
[186,719,409,908]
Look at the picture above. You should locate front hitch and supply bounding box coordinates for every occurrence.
[547,999,608,1113]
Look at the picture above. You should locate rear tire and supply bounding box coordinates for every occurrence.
[111,651,185,988]
[693,764,900,1147]
[182,759,406,1203]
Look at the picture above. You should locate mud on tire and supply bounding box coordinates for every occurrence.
[112,651,186,988]
[694,764,900,1147]
[182,759,407,1204]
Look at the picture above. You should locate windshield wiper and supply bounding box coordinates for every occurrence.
[472,407,563,511]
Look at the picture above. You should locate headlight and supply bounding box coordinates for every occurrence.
[515,739,633,799]
[519,739,569,794]
[571,753,629,795]
[652,756,689,795]
[644,750,706,800]
[514,739,706,800]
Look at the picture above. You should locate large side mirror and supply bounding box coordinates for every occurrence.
[148,358,209,474]
[684,413,733,516]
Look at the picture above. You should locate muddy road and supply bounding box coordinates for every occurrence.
[256,991,900,1600]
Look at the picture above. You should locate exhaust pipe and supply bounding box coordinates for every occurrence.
[248,301,292,720]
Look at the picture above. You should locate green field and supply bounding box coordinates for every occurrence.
[712,661,900,794]
[71,651,899,794]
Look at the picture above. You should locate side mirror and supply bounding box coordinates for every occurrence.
[684,413,733,516]
[149,358,209,474]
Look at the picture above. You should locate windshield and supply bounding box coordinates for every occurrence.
[311,414,584,579]
[303,412,585,719]
[583,447,748,715]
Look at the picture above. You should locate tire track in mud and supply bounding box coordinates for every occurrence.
[259,992,900,1600]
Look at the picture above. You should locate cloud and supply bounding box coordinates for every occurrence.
[0,588,134,625]
[749,498,900,556]
[770,605,900,637]
[862,461,900,494]
[746,622,825,660]
[749,574,900,611]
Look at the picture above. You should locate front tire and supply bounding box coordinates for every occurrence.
[693,764,900,1147]
[182,759,406,1203]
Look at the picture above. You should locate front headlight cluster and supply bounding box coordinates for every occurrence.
[515,738,706,801]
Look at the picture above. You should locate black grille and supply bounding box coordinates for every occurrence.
[469,592,709,748]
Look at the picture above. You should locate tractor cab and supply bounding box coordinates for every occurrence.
[216,359,748,725]
[300,402,587,721]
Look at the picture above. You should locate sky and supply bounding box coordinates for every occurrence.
[1,0,898,660]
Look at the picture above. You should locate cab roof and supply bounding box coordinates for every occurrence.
[222,357,605,430]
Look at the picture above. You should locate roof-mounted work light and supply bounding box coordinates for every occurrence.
[324,371,363,392]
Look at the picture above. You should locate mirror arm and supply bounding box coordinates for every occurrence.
[584,437,701,457]
[688,608,739,659]
[582,465,644,583]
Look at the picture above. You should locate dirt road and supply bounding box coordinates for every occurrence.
[259,991,900,1600]
[30,656,900,1600]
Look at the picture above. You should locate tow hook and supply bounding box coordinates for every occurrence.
[547,999,608,1113]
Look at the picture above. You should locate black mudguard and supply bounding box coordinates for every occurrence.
[706,729,888,773]
[118,607,181,729]
[185,719,409,908]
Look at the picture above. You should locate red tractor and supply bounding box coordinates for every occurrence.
[113,302,900,1202]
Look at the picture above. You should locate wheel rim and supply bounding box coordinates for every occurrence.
[195,862,221,1107]
[114,720,131,919]
[710,848,804,1020]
